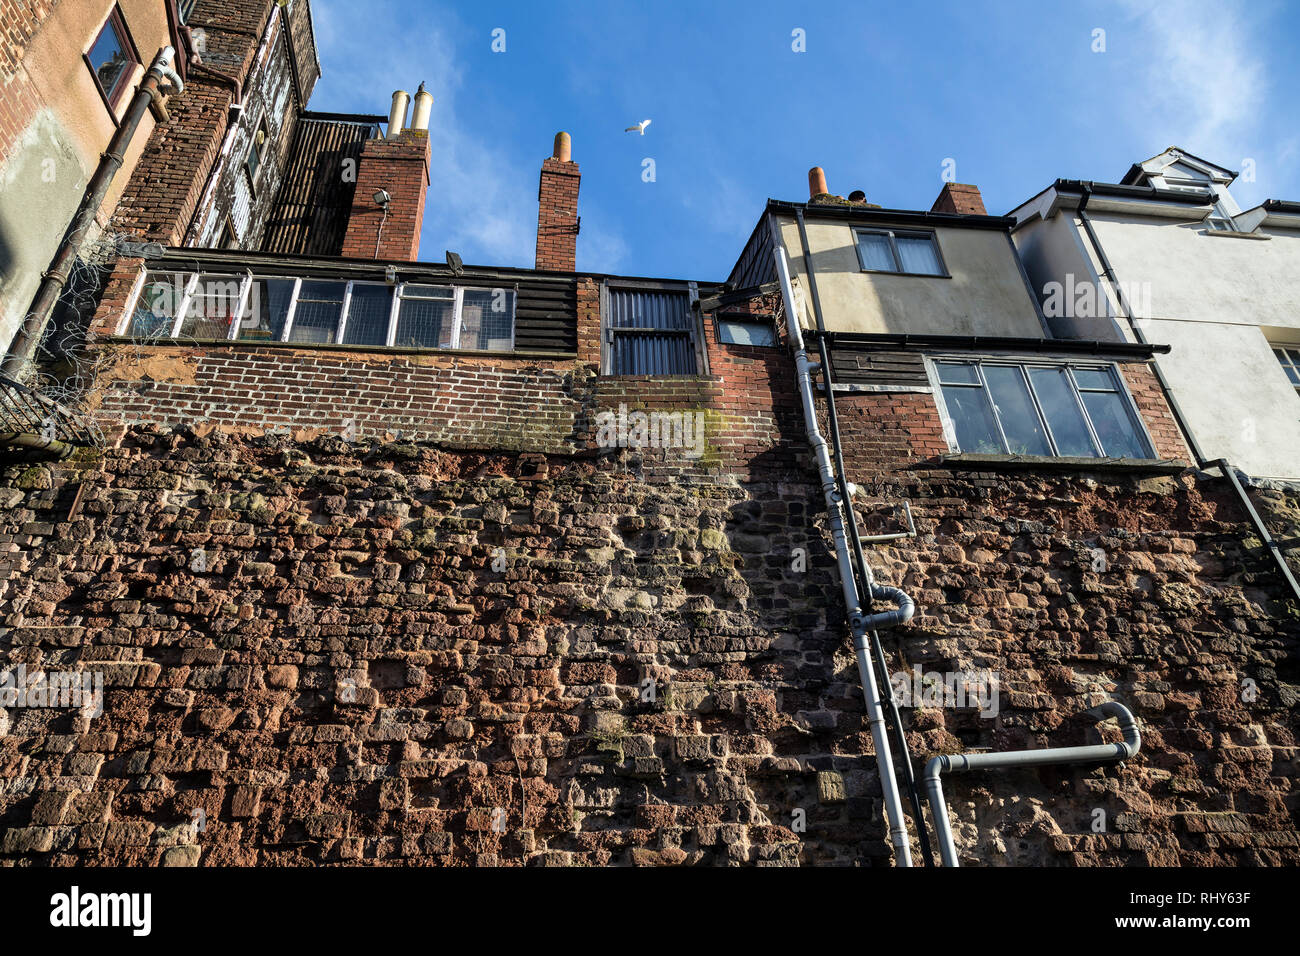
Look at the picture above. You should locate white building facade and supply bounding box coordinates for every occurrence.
[1010,148,1300,480]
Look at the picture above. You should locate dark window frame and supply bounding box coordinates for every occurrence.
[600,281,706,376]
[853,227,950,278]
[84,5,141,115]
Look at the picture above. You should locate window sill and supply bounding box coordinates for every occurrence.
[938,453,1188,474]
[859,269,951,279]
[1201,229,1269,240]
[103,335,573,361]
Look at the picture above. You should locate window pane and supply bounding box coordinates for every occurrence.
[238,278,295,341]
[459,288,515,351]
[895,235,943,275]
[936,361,980,385]
[178,275,243,339]
[394,286,455,348]
[1028,366,1097,457]
[612,332,696,375]
[128,272,185,338]
[941,384,1003,453]
[1273,348,1300,385]
[289,281,346,343]
[719,319,776,346]
[1071,368,1115,391]
[856,233,897,272]
[342,284,392,346]
[89,21,129,101]
[1081,391,1151,458]
[983,365,1052,455]
[852,232,894,270]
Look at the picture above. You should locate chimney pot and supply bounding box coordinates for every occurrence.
[553,131,572,163]
[808,166,828,199]
[411,84,433,132]
[387,90,410,140]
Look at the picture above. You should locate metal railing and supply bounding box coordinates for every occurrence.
[0,375,102,458]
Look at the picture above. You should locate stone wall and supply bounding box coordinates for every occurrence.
[0,425,1295,866]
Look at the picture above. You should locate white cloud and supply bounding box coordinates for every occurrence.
[310,0,546,267]
[1117,0,1267,169]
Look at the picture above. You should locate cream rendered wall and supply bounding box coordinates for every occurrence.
[776,216,1043,336]
[0,1,172,353]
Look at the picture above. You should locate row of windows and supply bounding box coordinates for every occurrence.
[124,272,516,352]
[934,359,1152,459]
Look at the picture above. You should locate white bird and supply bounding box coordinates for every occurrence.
[624,119,651,135]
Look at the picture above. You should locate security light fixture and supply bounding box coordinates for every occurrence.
[445,251,464,275]
[373,188,391,208]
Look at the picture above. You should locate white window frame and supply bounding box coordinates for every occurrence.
[1271,345,1300,394]
[926,355,1156,460]
[118,270,518,353]
[853,227,949,277]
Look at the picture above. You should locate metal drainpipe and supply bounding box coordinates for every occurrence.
[791,209,934,865]
[775,244,918,867]
[925,701,1141,867]
[1076,186,1300,604]
[2,47,183,378]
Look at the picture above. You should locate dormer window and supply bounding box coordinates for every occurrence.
[854,229,946,277]
[1206,201,1236,231]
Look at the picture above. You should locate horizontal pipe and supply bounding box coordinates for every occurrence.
[924,701,1140,867]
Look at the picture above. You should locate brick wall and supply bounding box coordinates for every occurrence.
[535,157,580,271]
[931,183,987,216]
[0,426,1295,866]
[340,131,431,261]
[0,0,60,164]
[109,0,275,244]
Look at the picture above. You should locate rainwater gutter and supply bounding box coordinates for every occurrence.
[775,242,922,867]
[1076,186,1300,605]
[924,701,1141,867]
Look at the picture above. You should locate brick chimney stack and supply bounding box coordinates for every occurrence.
[341,89,432,261]
[931,182,987,216]
[535,132,580,271]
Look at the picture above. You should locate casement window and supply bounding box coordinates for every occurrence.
[932,359,1154,459]
[604,285,702,375]
[245,118,269,187]
[85,7,138,110]
[717,314,777,347]
[854,228,946,276]
[1272,346,1300,394]
[123,270,517,352]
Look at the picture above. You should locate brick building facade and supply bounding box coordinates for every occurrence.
[0,0,1296,868]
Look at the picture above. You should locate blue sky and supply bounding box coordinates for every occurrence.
[308,0,1300,280]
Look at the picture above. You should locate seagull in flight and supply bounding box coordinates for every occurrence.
[625,119,651,135]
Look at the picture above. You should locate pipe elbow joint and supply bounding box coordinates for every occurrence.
[1091,701,1141,758]
[861,585,915,630]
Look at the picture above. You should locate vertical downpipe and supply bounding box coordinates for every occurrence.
[775,245,915,867]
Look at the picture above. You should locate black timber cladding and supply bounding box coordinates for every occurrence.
[261,118,377,257]
[828,348,929,388]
